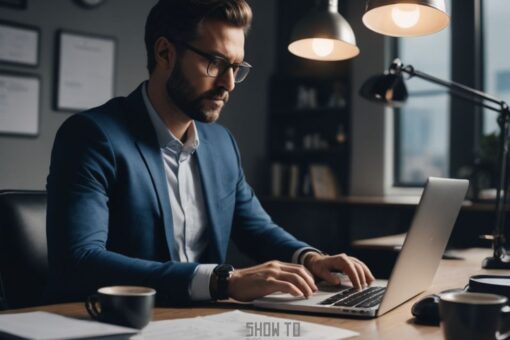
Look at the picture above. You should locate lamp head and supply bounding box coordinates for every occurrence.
[288,0,359,61]
[363,0,450,37]
[360,59,408,106]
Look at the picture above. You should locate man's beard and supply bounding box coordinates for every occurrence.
[165,60,229,123]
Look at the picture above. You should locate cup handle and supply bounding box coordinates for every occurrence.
[496,305,510,340]
[85,295,102,320]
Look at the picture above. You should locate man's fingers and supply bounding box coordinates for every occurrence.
[317,268,341,285]
[229,256,374,302]
[260,261,318,292]
[265,278,303,297]
[354,263,367,288]
[344,257,367,288]
[327,256,364,289]
[277,263,318,291]
[343,261,362,289]
[350,257,375,284]
[276,271,314,297]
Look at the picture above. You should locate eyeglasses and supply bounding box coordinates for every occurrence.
[177,41,252,83]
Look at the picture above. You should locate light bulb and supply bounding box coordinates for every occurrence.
[391,5,421,29]
[385,89,394,101]
[311,38,334,57]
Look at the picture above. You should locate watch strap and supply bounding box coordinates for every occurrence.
[212,264,234,300]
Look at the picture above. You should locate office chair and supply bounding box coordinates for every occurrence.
[0,190,47,309]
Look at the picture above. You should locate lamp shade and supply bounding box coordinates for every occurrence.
[288,6,359,61]
[362,0,450,37]
[359,72,408,107]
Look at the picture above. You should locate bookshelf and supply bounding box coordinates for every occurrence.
[267,75,351,200]
[258,0,354,254]
[267,0,353,201]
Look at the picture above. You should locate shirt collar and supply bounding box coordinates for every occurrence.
[142,82,199,154]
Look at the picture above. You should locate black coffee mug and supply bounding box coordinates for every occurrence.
[468,275,510,300]
[439,291,510,340]
[85,286,156,329]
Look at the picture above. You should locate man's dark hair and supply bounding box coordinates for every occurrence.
[144,0,252,75]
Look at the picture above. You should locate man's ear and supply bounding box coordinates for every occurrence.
[153,37,176,71]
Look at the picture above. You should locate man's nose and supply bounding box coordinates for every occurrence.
[215,67,236,92]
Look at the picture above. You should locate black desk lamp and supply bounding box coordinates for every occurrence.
[360,58,510,269]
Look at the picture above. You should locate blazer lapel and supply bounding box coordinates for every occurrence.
[124,84,177,260]
[195,124,225,263]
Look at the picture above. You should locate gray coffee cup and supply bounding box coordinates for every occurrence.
[439,291,510,340]
[85,286,156,329]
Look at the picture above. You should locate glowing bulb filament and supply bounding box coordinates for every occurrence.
[391,5,421,29]
[311,38,334,57]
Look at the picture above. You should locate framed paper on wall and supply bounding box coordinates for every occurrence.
[0,21,39,67]
[55,30,116,112]
[0,71,40,136]
[0,0,27,9]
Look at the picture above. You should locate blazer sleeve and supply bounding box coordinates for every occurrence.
[46,114,197,305]
[226,130,311,263]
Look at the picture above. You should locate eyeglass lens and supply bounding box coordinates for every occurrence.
[207,58,250,83]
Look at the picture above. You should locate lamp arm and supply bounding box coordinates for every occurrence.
[446,87,504,114]
[401,66,507,111]
[388,58,507,111]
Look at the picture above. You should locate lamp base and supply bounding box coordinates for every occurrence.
[482,256,510,269]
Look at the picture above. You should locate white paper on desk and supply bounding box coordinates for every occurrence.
[133,310,358,340]
[0,311,138,339]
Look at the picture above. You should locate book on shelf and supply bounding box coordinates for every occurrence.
[309,164,340,199]
[270,162,302,198]
[301,172,313,197]
[271,162,284,197]
[288,164,300,198]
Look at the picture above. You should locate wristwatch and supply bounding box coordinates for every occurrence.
[211,264,234,300]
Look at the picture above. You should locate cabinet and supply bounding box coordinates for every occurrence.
[267,75,351,199]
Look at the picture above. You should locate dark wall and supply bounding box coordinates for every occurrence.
[0,0,275,194]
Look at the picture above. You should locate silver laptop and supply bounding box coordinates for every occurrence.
[254,177,469,318]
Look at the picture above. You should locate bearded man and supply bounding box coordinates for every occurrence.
[45,0,373,305]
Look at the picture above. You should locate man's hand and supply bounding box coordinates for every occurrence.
[227,261,318,302]
[303,252,375,289]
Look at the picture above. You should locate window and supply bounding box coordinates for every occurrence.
[395,0,451,186]
[393,0,508,189]
[483,0,510,135]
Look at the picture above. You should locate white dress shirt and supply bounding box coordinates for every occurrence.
[142,82,318,301]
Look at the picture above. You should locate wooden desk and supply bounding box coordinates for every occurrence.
[4,248,508,339]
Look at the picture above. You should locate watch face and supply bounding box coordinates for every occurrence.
[214,264,234,277]
[75,0,106,8]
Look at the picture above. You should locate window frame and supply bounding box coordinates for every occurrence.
[392,0,484,188]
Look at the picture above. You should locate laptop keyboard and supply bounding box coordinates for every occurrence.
[318,286,385,308]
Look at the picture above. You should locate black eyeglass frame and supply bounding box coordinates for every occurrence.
[174,40,252,83]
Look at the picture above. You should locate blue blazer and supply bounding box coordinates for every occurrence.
[45,84,309,304]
